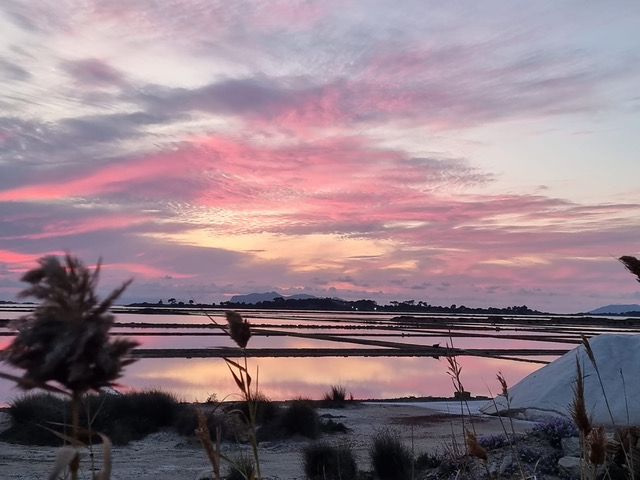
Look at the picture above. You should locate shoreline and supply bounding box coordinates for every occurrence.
[0,401,533,480]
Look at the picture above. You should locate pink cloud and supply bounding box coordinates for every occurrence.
[102,262,194,279]
[0,214,154,240]
[0,154,181,202]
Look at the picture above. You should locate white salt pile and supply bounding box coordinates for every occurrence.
[480,334,640,426]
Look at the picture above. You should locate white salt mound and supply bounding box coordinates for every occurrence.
[480,334,640,426]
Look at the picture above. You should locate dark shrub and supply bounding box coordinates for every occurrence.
[282,401,320,439]
[173,403,199,437]
[229,393,279,426]
[1,390,182,446]
[303,441,358,480]
[225,453,255,480]
[415,451,443,470]
[370,429,413,480]
[1,393,71,445]
[84,389,179,444]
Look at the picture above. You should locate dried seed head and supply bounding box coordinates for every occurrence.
[571,359,592,437]
[465,432,488,461]
[497,372,509,397]
[588,425,607,466]
[619,256,640,283]
[581,335,596,367]
[225,310,251,348]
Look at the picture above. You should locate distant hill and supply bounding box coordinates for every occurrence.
[287,294,317,300]
[230,292,283,304]
[587,304,640,315]
[229,292,318,304]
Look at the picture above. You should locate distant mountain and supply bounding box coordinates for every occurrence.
[587,304,640,315]
[287,294,317,300]
[228,292,318,304]
[229,292,283,304]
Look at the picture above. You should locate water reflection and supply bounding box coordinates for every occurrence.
[116,354,544,402]
[0,308,599,404]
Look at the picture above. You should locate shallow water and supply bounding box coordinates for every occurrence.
[0,308,631,404]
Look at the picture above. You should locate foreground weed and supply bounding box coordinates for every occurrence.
[484,373,527,479]
[0,254,138,480]
[203,310,262,480]
[571,358,607,480]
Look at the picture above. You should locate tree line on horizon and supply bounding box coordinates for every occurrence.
[128,297,542,315]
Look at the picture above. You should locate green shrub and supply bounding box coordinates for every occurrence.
[303,441,358,480]
[370,429,413,480]
[282,401,320,439]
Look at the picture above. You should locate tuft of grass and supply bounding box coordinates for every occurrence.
[321,384,348,408]
[303,441,358,480]
[370,429,413,480]
[281,401,320,439]
[225,453,256,480]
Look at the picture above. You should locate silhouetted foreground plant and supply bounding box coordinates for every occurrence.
[620,255,640,283]
[303,441,358,480]
[2,255,137,392]
[0,254,138,479]
[321,384,351,407]
[200,310,262,479]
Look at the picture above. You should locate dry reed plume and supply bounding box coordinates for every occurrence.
[619,256,640,283]
[201,310,261,480]
[0,254,138,480]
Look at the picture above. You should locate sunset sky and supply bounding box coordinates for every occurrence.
[1,1,639,313]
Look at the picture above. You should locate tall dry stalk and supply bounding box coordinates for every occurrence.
[203,310,261,480]
[487,372,527,479]
[571,359,590,480]
[195,407,222,480]
[445,340,482,480]
[0,255,138,480]
[580,335,636,480]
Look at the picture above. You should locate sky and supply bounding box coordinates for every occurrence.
[0,1,639,313]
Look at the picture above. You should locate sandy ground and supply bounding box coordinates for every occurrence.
[0,401,534,480]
